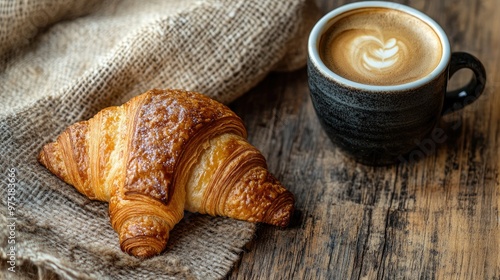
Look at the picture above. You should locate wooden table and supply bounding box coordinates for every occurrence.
[228,0,499,279]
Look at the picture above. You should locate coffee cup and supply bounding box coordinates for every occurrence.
[307,1,486,165]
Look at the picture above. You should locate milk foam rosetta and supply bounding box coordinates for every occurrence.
[320,8,443,86]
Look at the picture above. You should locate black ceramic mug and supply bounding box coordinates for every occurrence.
[307,1,486,165]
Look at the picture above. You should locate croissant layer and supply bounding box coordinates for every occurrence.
[38,89,294,258]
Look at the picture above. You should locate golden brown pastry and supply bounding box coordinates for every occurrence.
[38,89,294,258]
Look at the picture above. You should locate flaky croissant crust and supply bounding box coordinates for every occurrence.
[39,89,294,258]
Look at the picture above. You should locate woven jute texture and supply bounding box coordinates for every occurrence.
[0,0,318,279]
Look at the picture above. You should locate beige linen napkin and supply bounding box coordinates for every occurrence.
[0,0,318,279]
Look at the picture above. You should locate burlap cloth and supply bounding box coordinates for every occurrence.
[0,0,319,279]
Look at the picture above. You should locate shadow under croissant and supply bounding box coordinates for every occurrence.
[38,89,295,258]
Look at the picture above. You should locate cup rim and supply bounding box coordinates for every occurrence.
[308,1,451,91]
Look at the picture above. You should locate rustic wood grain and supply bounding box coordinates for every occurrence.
[228,0,500,279]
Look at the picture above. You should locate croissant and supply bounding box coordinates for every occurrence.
[38,89,294,258]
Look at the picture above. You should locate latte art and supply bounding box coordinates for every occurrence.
[319,8,443,86]
[356,36,401,70]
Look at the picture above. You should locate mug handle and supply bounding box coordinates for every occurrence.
[442,52,487,115]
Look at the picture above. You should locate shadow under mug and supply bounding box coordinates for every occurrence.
[307,1,486,165]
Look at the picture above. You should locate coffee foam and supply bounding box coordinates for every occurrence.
[320,8,443,86]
